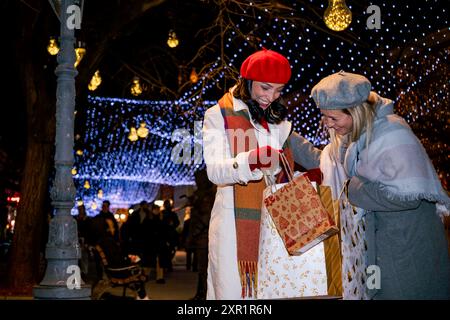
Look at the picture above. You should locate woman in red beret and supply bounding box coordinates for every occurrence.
[202,49,324,300]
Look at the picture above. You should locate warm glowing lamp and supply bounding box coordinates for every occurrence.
[323,0,352,31]
[154,200,164,207]
[190,68,199,83]
[88,70,102,91]
[47,37,60,55]
[137,123,149,138]
[167,30,179,48]
[128,127,139,142]
[74,46,86,68]
[131,77,143,96]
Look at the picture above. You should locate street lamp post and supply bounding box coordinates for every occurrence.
[33,0,90,299]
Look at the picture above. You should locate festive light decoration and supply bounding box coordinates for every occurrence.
[47,37,59,55]
[76,0,449,211]
[154,200,164,207]
[88,70,102,91]
[190,68,199,83]
[74,46,86,68]
[128,127,138,142]
[131,76,144,96]
[137,122,149,139]
[323,0,352,31]
[74,96,214,212]
[167,30,179,48]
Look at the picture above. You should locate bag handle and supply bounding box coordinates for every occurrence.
[279,152,294,181]
[262,151,293,194]
[263,171,276,190]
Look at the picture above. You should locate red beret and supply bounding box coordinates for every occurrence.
[240,48,292,84]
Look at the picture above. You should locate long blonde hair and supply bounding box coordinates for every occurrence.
[328,94,378,162]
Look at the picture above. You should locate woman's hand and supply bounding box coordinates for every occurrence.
[248,146,283,172]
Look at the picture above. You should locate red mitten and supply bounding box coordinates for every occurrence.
[305,168,323,185]
[248,146,283,171]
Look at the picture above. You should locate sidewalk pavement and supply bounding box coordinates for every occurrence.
[1,250,198,300]
[145,250,198,300]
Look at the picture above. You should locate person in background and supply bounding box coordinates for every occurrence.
[161,199,180,272]
[187,169,216,300]
[312,70,450,299]
[145,203,170,284]
[97,200,119,241]
[121,201,149,265]
[74,204,91,277]
[97,218,150,300]
[181,206,196,271]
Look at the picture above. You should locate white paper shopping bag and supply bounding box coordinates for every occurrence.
[257,181,328,299]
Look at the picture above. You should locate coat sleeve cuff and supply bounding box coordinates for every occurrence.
[234,151,263,184]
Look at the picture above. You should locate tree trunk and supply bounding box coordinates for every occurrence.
[6,139,54,289]
[6,0,56,292]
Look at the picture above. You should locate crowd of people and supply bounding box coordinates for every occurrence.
[74,199,182,299]
[74,175,215,300]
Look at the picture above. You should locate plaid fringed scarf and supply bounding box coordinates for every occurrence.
[218,92,293,298]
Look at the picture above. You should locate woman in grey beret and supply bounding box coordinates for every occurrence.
[311,71,450,300]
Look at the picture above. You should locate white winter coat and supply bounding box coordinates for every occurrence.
[202,93,292,299]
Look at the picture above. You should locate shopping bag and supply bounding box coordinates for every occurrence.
[263,154,339,255]
[318,185,343,297]
[257,180,328,299]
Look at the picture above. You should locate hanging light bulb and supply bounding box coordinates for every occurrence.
[131,77,143,96]
[167,30,179,48]
[74,41,86,68]
[190,68,199,83]
[91,202,98,210]
[76,149,83,156]
[128,127,138,142]
[323,0,352,31]
[88,70,102,91]
[77,200,84,207]
[97,189,103,199]
[71,168,77,175]
[83,180,90,189]
[47,37,60,55]
[137,122,149,138]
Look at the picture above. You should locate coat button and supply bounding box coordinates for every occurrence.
[233,162,239,169]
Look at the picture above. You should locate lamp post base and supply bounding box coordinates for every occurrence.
[33,284,91,300]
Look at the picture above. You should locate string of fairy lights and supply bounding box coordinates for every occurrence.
[76,0,449,211]
[74,97,213,213]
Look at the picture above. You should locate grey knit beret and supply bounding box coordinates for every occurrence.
[311,71,371,109]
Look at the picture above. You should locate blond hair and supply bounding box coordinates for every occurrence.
[328,95,378,162]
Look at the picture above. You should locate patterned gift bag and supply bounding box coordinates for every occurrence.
[264,154,339,256]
